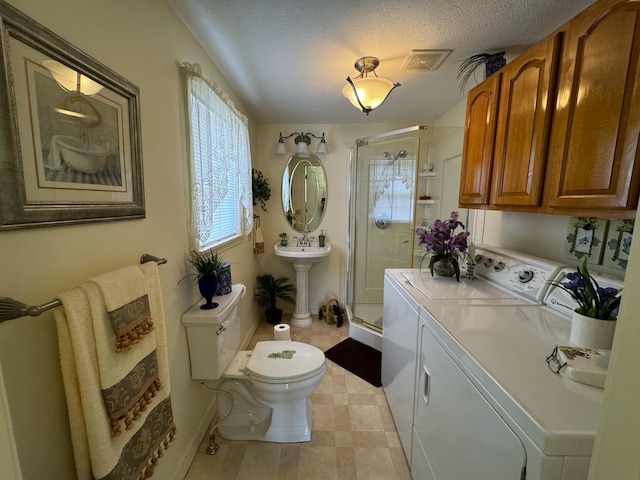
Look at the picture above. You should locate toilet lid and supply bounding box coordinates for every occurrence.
[246,341,325,381]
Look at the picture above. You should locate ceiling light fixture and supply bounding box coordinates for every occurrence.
[276,131,327,157]
[342,56,400,115]
[43,60,103,96]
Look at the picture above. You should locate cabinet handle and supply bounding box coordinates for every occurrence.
[422,365,431,405]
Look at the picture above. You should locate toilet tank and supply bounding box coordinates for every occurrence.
[181,284,245,380]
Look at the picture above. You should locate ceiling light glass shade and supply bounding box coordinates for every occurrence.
[342,77,398,112]
[43,60,103,96]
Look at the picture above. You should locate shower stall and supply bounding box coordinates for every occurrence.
[345,125,465,349]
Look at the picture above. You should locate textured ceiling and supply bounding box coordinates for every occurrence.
[167,0,595,125]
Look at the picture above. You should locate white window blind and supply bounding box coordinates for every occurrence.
[183,63,252,251]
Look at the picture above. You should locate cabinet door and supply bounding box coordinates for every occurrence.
[491,34,561,208]
[459,73,501,206]
[545,0,640,213]
[414,320,526,480]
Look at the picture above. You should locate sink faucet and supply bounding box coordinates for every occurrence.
[296,232,310,247]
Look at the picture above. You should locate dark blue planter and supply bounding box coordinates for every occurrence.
[198,275,219,310]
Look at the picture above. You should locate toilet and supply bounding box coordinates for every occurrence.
[181,284,326,443]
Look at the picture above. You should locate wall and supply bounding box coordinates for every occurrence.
[254,123,408,311]
[588,204,640,478]
[0,0,262,479]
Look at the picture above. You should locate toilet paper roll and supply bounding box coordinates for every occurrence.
[273,323,291,341]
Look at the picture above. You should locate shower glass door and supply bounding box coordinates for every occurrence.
[347,128,423,333]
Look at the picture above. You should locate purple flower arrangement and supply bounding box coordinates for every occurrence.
[556,258,622,320]
[416,211,471,281]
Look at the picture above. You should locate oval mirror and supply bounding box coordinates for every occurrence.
[282,152,327,233]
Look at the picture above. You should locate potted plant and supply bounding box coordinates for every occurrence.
[457,51,506,93]
[415,211,471,282]
[553,258,622,349]
[279,232,288,246]
[252,168,271,212]
[180,249,226,310]
[253,274,296,325]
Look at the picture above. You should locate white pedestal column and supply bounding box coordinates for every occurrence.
[290,262,313,328]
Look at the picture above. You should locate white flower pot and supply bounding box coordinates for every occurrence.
[570,311,617,349]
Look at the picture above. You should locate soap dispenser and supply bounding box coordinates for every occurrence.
[318,230,326,247]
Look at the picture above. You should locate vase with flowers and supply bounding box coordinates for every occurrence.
[553,258,622,349]
[416,211,470,282]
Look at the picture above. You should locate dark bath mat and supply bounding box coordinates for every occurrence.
[324,338,382,387]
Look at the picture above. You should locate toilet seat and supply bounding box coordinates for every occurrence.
[245,341,325,384]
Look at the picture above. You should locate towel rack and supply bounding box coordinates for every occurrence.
[0,253,167,323]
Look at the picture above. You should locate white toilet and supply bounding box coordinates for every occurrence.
[181,284,326,443]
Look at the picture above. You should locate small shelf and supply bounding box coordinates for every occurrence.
[417,199,435,205]
[418,172,437,178]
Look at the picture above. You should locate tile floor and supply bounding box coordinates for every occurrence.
[184,316,412,480]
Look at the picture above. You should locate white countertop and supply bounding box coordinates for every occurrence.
[385,268,603,457]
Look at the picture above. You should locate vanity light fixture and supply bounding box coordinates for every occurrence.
[276,131,328,156]
[342,56,400,115]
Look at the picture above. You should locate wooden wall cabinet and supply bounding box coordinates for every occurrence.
[544,0,640,216]
[459,73,501,206]
[490,34,561,208]
[460,0,640,219]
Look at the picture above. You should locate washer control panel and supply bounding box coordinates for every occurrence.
[472,246,566,302]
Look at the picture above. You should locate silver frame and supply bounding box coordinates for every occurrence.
[0,0,144,230]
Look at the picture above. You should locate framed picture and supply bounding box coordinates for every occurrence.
[565,217,607,265]
[0,1,144,230]
[603,219,634,271]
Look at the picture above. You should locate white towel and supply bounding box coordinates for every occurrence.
[253,226,264,254]
[55,262,175,480]
[91,265,155,353]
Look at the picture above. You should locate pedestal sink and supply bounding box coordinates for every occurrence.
[274,242,331,328]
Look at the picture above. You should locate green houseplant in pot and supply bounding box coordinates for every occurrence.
[279,232,288,246]
[457,51,506,93]
[181,249,226,310]
[553,258,622,349]
[253,274,296,325]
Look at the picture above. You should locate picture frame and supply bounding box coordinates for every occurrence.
[0,1,144,230]
[564,217,607,265]
[603,219,634,271]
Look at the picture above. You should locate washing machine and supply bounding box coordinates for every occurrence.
[409,258,622,479]
[382,245,566,466]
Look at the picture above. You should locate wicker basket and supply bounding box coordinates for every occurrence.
[320,298,344,326]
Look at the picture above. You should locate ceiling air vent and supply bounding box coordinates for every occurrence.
[402,49,452,71]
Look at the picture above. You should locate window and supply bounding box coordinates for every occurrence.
[369,160,414,223]
[183,63,252,251]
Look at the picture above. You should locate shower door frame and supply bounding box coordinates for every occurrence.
[346,125,427,334]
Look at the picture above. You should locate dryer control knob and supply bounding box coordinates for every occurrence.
[493,261,506,272]
[518,270,534,283]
